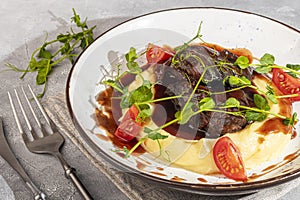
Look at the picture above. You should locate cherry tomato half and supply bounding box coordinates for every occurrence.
[114,105,143,142]
[128,104,142,125]
[146,43,174,64]
[272,68,300,102]
[213,136,247,181]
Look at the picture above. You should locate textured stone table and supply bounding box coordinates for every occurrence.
[0,0,299,199]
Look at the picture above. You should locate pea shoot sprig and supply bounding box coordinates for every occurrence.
[235,53,300,78]
[5,8,96,97]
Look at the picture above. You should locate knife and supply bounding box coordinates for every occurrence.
[0,117,46,200]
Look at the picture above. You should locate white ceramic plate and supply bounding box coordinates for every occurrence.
[66,7,300,195]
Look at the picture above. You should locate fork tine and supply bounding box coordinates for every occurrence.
[21,132,30,144]
[14,89,32,131]
[8,91,24,134]
[40,124,50,137]
[28,85,50,126]
[22,86,42,129]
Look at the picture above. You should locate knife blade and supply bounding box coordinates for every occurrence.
[0,116,46,200]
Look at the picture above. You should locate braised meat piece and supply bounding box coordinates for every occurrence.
[151,45,255,140]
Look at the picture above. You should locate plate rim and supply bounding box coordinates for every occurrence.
[65,6,300,195]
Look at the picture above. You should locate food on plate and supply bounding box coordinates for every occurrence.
[96,28,299,181]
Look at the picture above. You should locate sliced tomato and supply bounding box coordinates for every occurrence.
[128,104,142,125]
[213,136,247,181]
[114,105,143,142]
[146,43,174,64]
[272,68,300,101]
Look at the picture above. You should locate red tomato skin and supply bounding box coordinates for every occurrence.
[128,104,142,125]
[114,105,143,142]
[146,43,174,64]
[213,136,247,181]
[272,68,300,101]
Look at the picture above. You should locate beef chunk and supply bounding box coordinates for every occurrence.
[151,45,255,140]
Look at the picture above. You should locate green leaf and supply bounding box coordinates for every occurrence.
[283,112,298,127]
[125,47,142,73]
[235,56,249,69]
[120,89,131,108]
[137,104,152,122]
[122,146,130,157]
[71,8,87,29]
[144,127,152,133]
[265,85,278,104]
[255,66,272,74]
[29,58,38,70]
[148,132,168,140]
[35,59,51,85]
[225,76,251,87]
[175,102,196,124]
[125,47,138,62]
[126,62,141,73]
[57,33,70,43]
[245,111,267,122]
[38,47,52,59]
[254,94,270,111]
[260,53,275,66]
[199,97,215,110]
[286,64,300,71]
[61,42,71,55]
[129,85,153,104]
[143,127,168,140]
[225,97,240,107]
[103,79,124,94]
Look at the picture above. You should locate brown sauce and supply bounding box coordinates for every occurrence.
[248,149,300,180]
[136,160,147,170]
[291,130,297,139]
[284,149,300,161]
[150,171,167,177]
[262,164,276,172]
[256,118,292,135]
[156,167,164,171]
[257,137,265,144]
[197,177,208,183]
[170,176,186,182]
[96,133,111,142]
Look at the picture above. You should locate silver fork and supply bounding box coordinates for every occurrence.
[8,85,93,200]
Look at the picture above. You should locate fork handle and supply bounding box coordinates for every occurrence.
[54,152,93,200]
[65,167,93,200]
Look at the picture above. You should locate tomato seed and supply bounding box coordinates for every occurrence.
[278,74,285,81]
[291,89,295,93]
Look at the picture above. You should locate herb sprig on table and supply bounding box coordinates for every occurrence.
[5,8,96,97]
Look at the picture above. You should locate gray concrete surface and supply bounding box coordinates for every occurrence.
[0,0,300,199]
